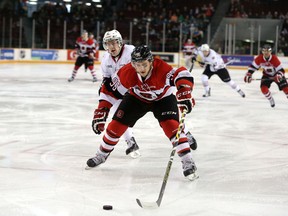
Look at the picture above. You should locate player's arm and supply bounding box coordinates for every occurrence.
[244,58,260,83]
[212,55,225,70]
[272,56,285,83]
[171,67,195,113]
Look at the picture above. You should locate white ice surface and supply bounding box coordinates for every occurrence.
[0,63,288,216]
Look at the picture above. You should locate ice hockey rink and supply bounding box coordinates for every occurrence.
[0,63,287,216]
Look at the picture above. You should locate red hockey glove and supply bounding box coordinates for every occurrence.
[244,72,252,83]
[92,107,109,135]
[176,86,194,113]
[273,72,283,83]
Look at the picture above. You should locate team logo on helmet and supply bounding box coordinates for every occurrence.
[262,44,272,52]
[131,45,153,62]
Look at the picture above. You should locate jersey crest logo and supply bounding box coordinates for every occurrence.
[116,110,124,119]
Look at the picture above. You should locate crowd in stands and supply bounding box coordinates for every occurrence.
[0,0,287,55]
[1,0,216,51]
[226,0,288,55]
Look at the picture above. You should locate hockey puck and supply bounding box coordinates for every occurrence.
[103,205,113,210]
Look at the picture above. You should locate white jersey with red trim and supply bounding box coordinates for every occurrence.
[100,44,135,79]
[248,54,284,77]
[109,58,193,103]
[75,37,95,57]
[99,44,135,104]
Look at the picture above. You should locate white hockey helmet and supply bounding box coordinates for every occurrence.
[201,44,210,52]
[103,29,123,50]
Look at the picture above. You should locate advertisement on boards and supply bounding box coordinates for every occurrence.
[31,49,59,60]
[67,50,99,61]
[222,55,254,66]
[0,49,14,60]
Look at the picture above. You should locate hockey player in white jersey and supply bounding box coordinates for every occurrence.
[92,30,140,158]
[193,44,245,98]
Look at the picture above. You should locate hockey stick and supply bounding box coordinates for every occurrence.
[197,58,236,66]
[136,109,188,209]
[189,61,194,72]
[252,77,288,81]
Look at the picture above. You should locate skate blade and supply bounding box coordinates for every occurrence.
[129,150,141,159]
[186,173,199,181]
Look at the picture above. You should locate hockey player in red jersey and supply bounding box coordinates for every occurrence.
[182,39,196,70]
[84,32,99,73]
[244,44,288,107]
[68,30,97,82]
[86,45,198,180]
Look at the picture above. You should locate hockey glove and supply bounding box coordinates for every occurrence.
[198,61,205,67]
[92,107,109,135]
[191,55,197,63]
[176,86,195,113]
[244,72,252,83]
[273,72,284,83]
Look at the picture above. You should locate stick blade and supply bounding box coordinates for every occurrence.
[136,198,159,209]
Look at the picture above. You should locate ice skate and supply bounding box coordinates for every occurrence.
[237,89,245,98]
[269,97,275,108]
[68,77,74,82]
[186,131,197,150]
[202,88,211,97]
[92,77,98,82]
[182,156,199,181]
[86,150,108,170]
[126,137,141,158]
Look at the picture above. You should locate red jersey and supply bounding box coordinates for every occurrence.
[103,58,193,103]
[248,54,285,77]
[75,37,95,57]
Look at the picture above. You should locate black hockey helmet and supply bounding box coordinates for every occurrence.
[131,45,153,62]
[262,44,272,52]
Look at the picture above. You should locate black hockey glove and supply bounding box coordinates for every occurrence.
[191,55,197,63]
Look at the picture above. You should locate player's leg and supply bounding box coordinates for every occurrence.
[219,68,245,97]
[155,95,198,180]
[185,55,192,70]
[87,94,147,168]
[123,128,140,158]
[110,99,141,158]
[86,120,128,168]
[86,57,97,82]
[278,78,288,99]
[260,78,274,107]
[68,57,83,82]
[183,126,197,150]
[201,69,212,97]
